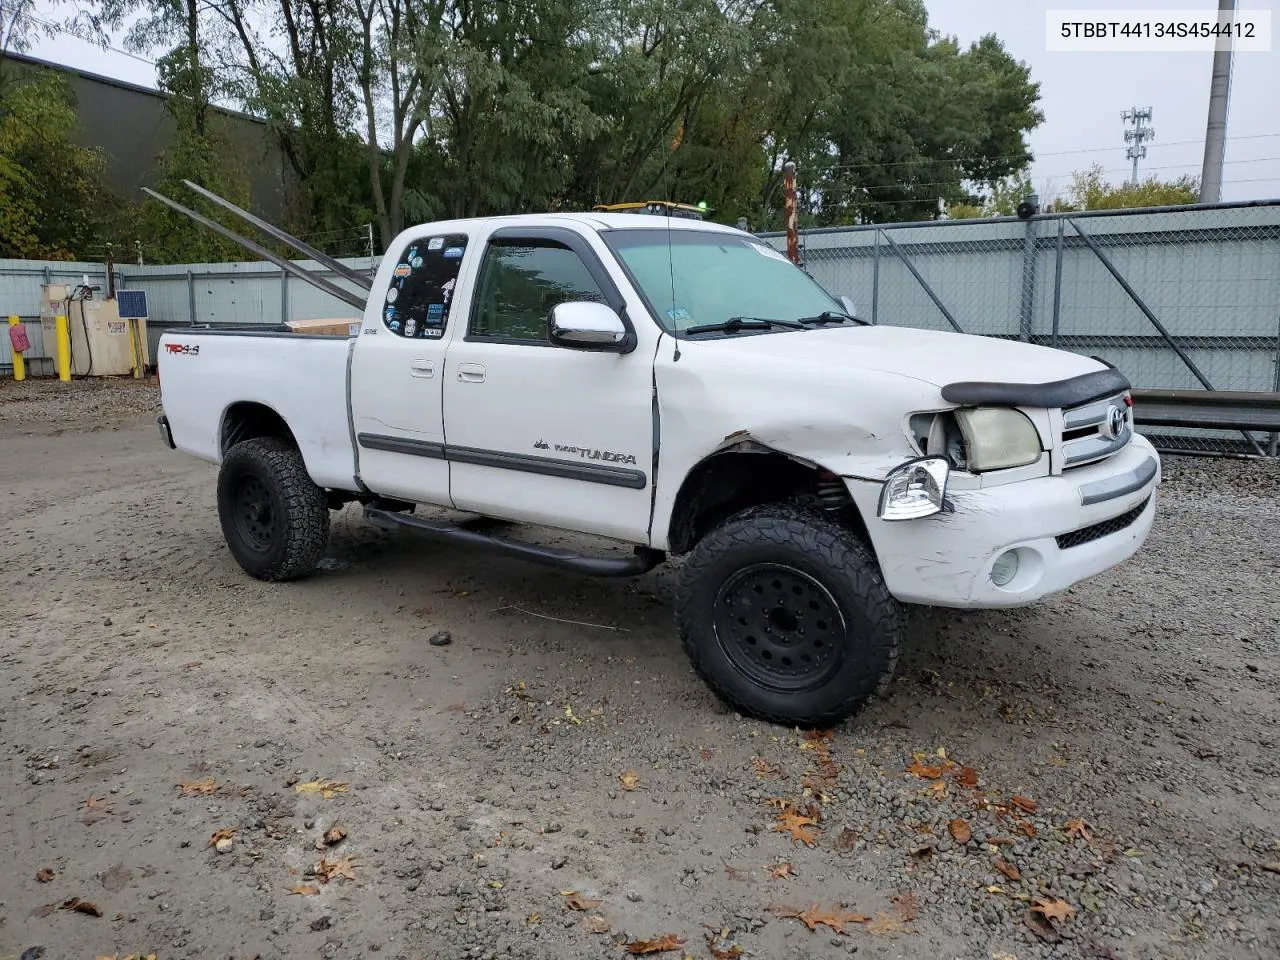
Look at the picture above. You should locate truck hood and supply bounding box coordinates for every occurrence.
[707,324,1105,393]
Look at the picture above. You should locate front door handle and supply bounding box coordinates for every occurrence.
[457,362,486,383]
[409,359,434,378]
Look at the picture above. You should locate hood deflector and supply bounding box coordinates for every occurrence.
[941,368,1131,409]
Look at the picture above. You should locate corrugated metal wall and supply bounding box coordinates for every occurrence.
[1,257,375,374]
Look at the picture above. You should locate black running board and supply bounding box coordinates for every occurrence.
[364,506,665,578]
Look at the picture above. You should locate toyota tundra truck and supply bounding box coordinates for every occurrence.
[155,210,1160,727]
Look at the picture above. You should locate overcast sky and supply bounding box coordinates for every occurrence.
[22,0,1280,204]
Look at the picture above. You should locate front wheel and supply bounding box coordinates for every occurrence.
[675,504,901,727]
[216,437,330,582]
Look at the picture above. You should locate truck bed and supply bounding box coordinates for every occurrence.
[158,326,358,491]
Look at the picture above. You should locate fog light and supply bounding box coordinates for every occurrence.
[990,550,1020,587]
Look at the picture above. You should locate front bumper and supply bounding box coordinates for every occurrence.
[845,434,1161,609]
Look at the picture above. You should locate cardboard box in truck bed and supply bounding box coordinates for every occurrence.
[285,318,359,336]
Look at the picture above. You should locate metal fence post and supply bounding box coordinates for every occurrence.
[1051,218,1065,349]
[187,271,196,324]
[281,268,289,324]
[871,231,880,325]
[878,229,964,333]
[1019,217,1037,342]
[1272,313,1280,456]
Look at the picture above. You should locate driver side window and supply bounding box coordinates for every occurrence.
[469,239,606,343]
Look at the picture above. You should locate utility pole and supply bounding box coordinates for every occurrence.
[783,161,799,265]
[1200,0,1237,202]
[1122,106,1154,185]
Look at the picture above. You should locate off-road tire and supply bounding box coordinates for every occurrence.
[676,503,901,727]
[216,437,330,582]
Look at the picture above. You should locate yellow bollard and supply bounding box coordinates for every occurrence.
[55,314,71,381]
[126,318,141,379]
[7,316,24,381]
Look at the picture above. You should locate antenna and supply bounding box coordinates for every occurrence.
[1121,106,1154,185]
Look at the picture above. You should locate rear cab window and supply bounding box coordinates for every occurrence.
[382,233,469,339]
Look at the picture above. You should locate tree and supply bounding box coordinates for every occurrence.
[1055,163,1199,211]
[0,73,110,258]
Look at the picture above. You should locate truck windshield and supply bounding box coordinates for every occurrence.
[603,229,844,336]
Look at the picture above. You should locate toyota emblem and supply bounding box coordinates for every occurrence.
[1103,405,1126,440]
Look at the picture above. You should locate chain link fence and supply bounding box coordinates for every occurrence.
[764,199,1280,456]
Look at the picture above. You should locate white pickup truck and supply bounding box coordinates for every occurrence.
[156,211,1160,727]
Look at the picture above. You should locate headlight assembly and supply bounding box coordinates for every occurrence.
[878,457,949,521]
[953,407,1042,472]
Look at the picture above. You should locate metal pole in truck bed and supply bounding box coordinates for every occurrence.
[141,188,369,312]
[180,180,374,291]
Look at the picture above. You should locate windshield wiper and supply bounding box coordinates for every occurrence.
[684,316,808,336]
[794,311,868,326]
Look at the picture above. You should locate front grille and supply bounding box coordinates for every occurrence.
[1055,496,1150,550]
[1060,393,1132,469]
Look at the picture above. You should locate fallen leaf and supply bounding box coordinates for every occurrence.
[986,885,1005,894]
[766,862,795,880]
[314,856,357,882]
[1031,897,1076,923]
[622,934,686,954]
[289,885,321,896]
[987,836,1015,846]
[295,779,348,799]
[84,796,112,810]
[705,933,745,960]
[699,748,714,761]
[1010,795,1038,813]
[563,705,582,725]
[581,914,610,934]
[751,757,776,778]
[618,770,640,791]
[489,880,504,889]
[834,826,859,853]
[563,893,602,911]
[993,858,1022,881]
[1024,909,1061,943]
[772,803,821,846]
[953,766,979,788]
[892,891,920,922]
[177,776,218,796]
[906,758,946,780]
[722,862,748,881]
[315,823,347,849]
[1018,821,1037,838]
[36,867,54,883]
[864,912,907,936]
[1063,818,1093,843]
[1048,754,1069,767]
[804,728,835,743]
[771,904,869,934]
[948,819,972,844]
[526,913,540,925]
[60,897,103,917]
[207,827,236,847]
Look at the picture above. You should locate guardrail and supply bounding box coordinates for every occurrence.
[1131,389,1280,457]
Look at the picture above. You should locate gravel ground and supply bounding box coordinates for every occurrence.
[1,381,1278,960]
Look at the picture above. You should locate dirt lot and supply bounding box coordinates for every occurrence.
[1,378,1278,960]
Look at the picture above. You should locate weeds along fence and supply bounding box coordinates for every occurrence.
[761,199,1280,456]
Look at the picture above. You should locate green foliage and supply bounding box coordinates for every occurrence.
[15,0,1045,260]
[947,171,1034,218]
[1057,163,1199,211]
[0,73,110,258]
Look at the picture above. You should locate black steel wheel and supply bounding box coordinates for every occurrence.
[676,503,901,727]
[216,437,330,582]
[712,563,846,692]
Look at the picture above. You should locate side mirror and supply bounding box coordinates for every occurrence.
[549,301,629,350]
[838,294,859,319]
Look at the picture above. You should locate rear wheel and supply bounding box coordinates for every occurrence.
[217,437,329,581]
[676,503,900,727]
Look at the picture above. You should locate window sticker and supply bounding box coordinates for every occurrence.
[666,307,693,323]
[750,243,791,263]
[381,232,468,337]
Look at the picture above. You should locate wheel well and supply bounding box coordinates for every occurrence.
[220,402,296,456]
[666,444,870,555]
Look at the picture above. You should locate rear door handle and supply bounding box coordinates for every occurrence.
[409,359,434,378]
[457,362,486,383]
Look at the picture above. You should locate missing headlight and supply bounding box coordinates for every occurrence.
[908,412,967,471]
